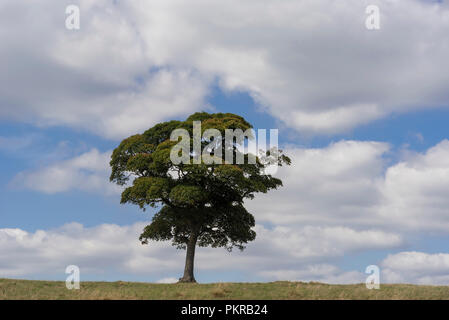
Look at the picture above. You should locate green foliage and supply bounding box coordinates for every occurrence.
[110,112,291,251]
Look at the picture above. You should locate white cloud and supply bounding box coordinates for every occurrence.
[0,222,400,282]
[259,265,364,284]
[2,0,449,137]
[248,140,389,227]
[379,140,449,230]
[2,221,448,284]
[104,0,449,134]
[249,225,402,262]
[0,0,209,140]
[11,149,120,195]
[382,252,449,285]
[156,277,178,284]
[249,139,449,232]
[0,222,183,278]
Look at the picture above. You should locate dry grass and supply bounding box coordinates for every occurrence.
[0,278,448,300]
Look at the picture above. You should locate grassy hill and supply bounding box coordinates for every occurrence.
[1,278,448,300]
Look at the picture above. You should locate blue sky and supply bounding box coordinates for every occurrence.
[2,0,449,284]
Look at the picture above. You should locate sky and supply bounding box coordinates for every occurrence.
[2,0,449,285]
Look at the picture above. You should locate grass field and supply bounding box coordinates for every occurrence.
[1,278,448,300]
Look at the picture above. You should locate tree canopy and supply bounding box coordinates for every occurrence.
[110,112,290,282]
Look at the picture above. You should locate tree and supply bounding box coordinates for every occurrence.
[109,112,290,282]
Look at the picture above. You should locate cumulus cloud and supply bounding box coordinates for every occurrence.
[382,252,449,285]
[0,0,209,140]
[259,265,364,284]
[250,225,402,262]
[2,0,449,137]
[11,149,120,195]
[0,222,181,278]
[0,222,400,282]
[248,140,389,227]
[125,0,449,135]
[250,139,449,232]
[379,140,449,230]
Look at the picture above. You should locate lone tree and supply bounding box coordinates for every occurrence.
[110,112,290,282]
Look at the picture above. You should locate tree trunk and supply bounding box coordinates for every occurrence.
[179,230,198,283]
